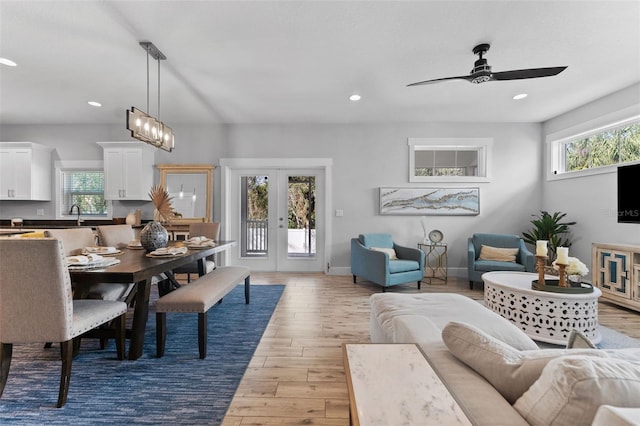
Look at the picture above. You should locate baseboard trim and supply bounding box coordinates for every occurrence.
[328,266,468,279]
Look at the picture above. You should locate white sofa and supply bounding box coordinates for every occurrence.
[370,292,640,426]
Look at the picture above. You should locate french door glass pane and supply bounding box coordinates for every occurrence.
[287,175,315,257]
[241,176,268,257]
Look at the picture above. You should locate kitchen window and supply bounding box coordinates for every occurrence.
[56,161,112,219]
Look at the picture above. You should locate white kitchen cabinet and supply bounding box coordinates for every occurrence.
[98,142,155,200]
[0,142,52,200]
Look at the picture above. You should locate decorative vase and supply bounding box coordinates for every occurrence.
[125,211,137,225]
[139,221,169,252]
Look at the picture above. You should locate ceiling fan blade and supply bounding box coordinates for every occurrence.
[491,66,567,81]
[407,75,473,87]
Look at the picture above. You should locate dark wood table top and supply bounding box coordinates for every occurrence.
[69,240,237,284]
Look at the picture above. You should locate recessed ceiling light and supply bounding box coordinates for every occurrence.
[349,94,361,101]
[88,101,102,107]
[513,93,528,100]
[0,58,17,67]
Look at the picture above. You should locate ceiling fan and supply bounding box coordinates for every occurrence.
[407,43,567,86]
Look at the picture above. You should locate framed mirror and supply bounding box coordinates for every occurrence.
[408,138,493,183]
[157,164,214,223]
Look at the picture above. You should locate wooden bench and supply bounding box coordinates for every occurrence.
[155,266,250,359]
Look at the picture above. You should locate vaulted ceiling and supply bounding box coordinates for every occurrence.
[1,1,639,125]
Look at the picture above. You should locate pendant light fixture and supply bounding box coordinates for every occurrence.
[126,41,174,152]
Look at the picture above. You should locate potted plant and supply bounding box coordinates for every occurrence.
[522,210,576,263]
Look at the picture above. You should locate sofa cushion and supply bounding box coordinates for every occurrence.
[422,347,531,426]
[592,405,640,426]
[478,245,519,262]
[474,259,526,272]
[388,259,419,273]
[441,321,640,404]
[369,293,539,350]
[370,246,398,259]
[514,356,640,426]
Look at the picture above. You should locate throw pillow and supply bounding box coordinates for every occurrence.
[441,321,640,404]
[478,245,519,262]
[514,356,640,426]
[566,329,597,349]
[370,247,398,260]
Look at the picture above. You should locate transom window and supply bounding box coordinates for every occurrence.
[550,116,640,176]
[408,138,492,183]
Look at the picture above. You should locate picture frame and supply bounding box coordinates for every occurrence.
[379,187,479,216]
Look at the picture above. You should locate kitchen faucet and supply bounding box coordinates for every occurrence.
[69,204,82,226]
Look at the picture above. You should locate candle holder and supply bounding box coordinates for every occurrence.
[555,262,569,287]
[536,256,547,286]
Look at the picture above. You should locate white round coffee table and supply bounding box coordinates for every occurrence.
[482,271,602,345]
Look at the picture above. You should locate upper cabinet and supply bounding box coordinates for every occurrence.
[97,142,155,201]
[0,142,53,201]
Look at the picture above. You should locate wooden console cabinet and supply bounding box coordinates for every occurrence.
[592,243,640,312]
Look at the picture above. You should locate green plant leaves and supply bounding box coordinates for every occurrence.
[522,210,576,262]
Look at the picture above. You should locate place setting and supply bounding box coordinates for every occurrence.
[146,246,189,258]
[185,236,217,249]
[126,240,145,250]
[81,246,123,256]
[66,253,121,270]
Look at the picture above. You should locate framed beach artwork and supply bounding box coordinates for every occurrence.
[379,187,480,216]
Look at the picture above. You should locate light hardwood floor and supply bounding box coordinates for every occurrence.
[219,272,640,425]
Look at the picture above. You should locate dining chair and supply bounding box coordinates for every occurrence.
[173,222,220,283]
[0,238,127,408]
[45,228,133,302]
[96,224,136,249]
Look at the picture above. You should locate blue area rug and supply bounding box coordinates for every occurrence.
[0,284,284,425]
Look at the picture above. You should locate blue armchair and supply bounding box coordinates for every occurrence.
[351,233,425,292]
[468,233,535,289]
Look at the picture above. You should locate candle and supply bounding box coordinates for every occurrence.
[536,240,548,257]
[557,247,569,264]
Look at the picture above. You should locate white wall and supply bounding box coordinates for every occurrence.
[1,120,542,276]
[542,83,640,281]
[221,122,542,275]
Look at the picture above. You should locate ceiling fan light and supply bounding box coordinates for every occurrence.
[471,75,491,84]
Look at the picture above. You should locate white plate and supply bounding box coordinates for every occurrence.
[82,249,122,256]
[67,259,120,270]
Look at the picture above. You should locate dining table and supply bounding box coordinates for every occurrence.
[68,240,237,360]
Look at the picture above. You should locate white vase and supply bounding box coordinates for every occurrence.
[125,211,136,225]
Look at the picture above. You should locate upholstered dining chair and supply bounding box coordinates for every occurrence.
[96,224,136,249]
[173,222,220,283]
[0,238,127,408]
[46,228,133,302]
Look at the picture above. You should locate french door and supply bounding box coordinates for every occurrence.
[226,166,325,272]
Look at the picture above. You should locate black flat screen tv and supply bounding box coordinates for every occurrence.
[617,163,640,224]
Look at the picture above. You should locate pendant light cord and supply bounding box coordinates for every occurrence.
[157,55,161,121]
[145,45,150,114]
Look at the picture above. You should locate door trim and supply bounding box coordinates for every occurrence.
[220,158,333,273]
